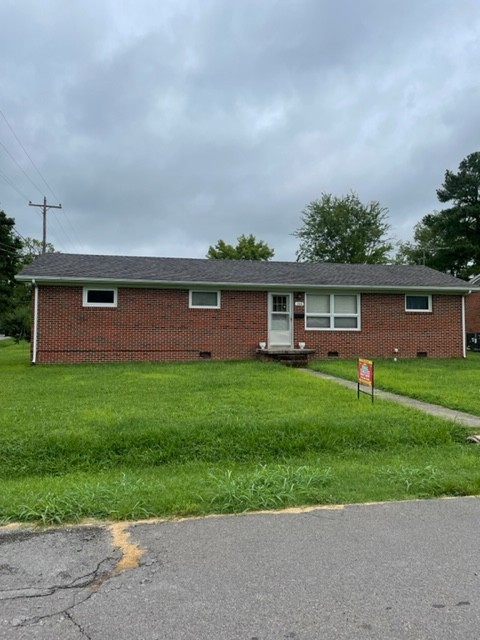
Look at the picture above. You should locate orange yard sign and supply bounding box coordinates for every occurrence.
[357,358,374,401]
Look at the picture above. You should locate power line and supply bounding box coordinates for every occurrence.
[0,106,85,254]
[0,138,43,196]
[13,226,28,242]
[0,167,30,201]
[0,240,21,255]
[0,107,60,202]
[51,207,85,253]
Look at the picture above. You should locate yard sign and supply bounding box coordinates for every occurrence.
[357,358,374,402]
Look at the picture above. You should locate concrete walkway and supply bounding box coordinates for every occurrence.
[303,369,480,428]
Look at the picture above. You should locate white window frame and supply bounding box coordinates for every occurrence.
[305,293,361,331]
[83,287,118,308]
[405,294,432,313]
[189,290,221,309]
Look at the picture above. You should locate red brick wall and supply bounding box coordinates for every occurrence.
[34,286,268,363]
[33,285,465,363]
[294,292,464,359]
[465,291,480,333]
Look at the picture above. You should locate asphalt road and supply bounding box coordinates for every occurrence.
[1,497,479,639]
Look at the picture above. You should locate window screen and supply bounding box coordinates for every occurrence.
[405,295,431,311]
[83,288,117,307]
[190,291,220,308]
[87,290,115,304]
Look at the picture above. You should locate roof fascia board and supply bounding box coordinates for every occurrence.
[14,274,475,294]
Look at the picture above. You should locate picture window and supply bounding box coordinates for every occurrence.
[305,293,360,330]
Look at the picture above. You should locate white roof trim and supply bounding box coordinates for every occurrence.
[14,274,477,294]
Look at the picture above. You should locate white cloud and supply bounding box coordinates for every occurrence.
[0,0,479,260]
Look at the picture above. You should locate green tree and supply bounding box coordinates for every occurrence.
[0,302,31,341]
[20,237,55,265]
[0,222,54,341]
[294,192,393,263]
[207,234,274,260]
[0,211,23,324]
[396,152,480,278]
[394,221,438,266]
[7,237,57,340]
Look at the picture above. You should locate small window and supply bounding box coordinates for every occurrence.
[83,288,117,307]
[405,295,432,312]
[189,290,220,308]
[272,295,289,313]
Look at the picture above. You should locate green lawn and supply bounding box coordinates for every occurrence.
[309,353,480,415]
[1,342,479,525]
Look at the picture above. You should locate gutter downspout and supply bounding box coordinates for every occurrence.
[462,293,468,359]
[32,280,38,364]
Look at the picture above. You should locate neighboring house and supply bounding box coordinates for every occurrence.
[16,253,477,364]
[466,274,480,349]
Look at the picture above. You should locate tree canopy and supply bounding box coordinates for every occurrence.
[207,234,274,260]
[0,217,54,341]
[294,192,392,263]
[396,151,480,279]
[0,211,23,317]
[20,237,56,265]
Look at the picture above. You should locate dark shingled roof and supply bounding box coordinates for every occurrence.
[16,253,473,291]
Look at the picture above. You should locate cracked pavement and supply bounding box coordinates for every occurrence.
[1,497,480,639]
[0,525,119,639]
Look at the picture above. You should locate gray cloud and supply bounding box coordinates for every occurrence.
[1,0,480,260]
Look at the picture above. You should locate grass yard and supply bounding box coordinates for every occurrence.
[1,341,479,525]
[309,353,480,415]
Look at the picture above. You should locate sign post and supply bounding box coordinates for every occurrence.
[357,358,374,402]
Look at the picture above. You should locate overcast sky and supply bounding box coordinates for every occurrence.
[1,0,479,261]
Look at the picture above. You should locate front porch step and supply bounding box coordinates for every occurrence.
[256,348,316,367]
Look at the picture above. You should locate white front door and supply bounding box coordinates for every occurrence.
[269,293,293,347]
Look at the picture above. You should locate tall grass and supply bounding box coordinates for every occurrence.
[310,353,480,415]
[1,342,479,524]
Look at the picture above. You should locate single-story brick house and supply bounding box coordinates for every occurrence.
[16,253,477,364]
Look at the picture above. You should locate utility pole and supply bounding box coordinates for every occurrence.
[29,197,62,253]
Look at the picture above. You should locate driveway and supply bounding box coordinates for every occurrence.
[1,497,479,639]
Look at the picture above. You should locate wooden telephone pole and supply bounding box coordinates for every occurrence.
[29,197,62,253]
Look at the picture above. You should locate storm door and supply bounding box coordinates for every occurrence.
[268,293,293,347]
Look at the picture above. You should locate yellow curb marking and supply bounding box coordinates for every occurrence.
[112,503,345,527]
[109,522,145,574]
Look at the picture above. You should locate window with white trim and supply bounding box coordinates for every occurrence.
[83,288,117,307]
[305,293,360,330]
[405,294,432,312]
[189,290,220,308]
